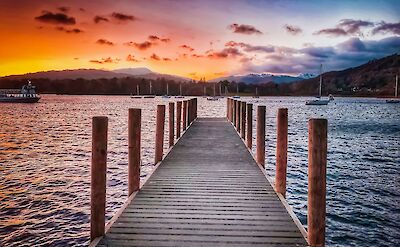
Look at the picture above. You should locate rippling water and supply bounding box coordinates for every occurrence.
[0,95,399,246]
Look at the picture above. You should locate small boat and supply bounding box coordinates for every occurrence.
[0,81,41,103]
[306,65,329,105]
[253,87,260,98]
[207,84,219,101]
[233,83,240,99]
[386,75,399,103]
[144,81,156,98]
[162,83,171,98]
[328,94,334,101]
[131,85,142,99]
[175,83,185,98]
[207,97,219,101]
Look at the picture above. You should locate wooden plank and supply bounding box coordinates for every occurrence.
[95,117,307,246]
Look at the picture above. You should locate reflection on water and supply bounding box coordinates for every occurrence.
[0,95,399,246]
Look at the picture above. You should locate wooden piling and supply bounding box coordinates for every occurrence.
[308,118,327,247]
[91,116,108,241]
[155,105,166,164]
[183,100,188,131]
[128,109,141,196]
[236,101,240,132]
[275,108,288,197]
[240,101,246,139]
[176,101,182,139]
[226,98,230,119]
[169,102,175,147]
[246,103,253,149]
[232,100,236,125]
[256,106,266,167]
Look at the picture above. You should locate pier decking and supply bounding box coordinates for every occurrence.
[95,117,308,246]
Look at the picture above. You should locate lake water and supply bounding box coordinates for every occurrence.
[0,95,399,246]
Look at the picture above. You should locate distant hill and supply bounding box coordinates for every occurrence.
[290,53,400,96]
[1,68,191,82]
[211,73,316,84]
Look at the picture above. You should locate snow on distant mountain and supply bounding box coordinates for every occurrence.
[113,67,153,75]
[211,72,317,84]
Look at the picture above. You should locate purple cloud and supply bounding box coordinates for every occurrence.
[372,22,400,35]
[228,23,262,35]
[284,25,302,35]
[35,11,76,25]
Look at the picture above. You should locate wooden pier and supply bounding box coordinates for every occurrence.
[90,98,327,247]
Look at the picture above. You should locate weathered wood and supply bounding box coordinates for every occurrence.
[154,105,165,164]
[240,101,246,139]
[96,118,307,246]
[308,119,327,247]
[176,101,182,139]
[128,109,141,195]
[233,100,236,125]
[276,108,288,197]
[246,103,253,149]
[91,116,108,241]
[183,100,188,130]
[169,102,175,147]
[236,100,241,132]
[256,106,266,167]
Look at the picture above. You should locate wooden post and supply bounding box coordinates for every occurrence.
[155,105,165,164]
[183,100,187,131]
[236,101,240,132]
[195,98,197,119]
[240,101,246,139]
[232,100,236,125]
[186,100,190,126]
[176,101,182,139]
[91,116,108,241]
[308,119,327,247]
[246,103,253,149]
[226,98,229,119]
[275,108,288,197]
[256,106,266,167]
[128,109,141,195]
[169,102,175,147]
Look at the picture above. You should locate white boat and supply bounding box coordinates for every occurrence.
[162,83,171,98]
[233,83,240,99]
[175,83,185,98]
[145,81,156,98]
[0,81,41,103]
[253,87,259,98]
[306,65,329,105]
[386,75,399,103]
[207,96,219,101]
[131,85,142,99]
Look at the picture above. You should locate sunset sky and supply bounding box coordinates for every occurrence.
[0,0,399,79]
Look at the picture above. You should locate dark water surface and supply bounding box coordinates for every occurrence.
[0,95,399,246]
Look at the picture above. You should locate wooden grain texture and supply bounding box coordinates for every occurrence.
[91,116,108,241]
[128,109,141,195]
[276,108,288,197]
[97,118,307,246]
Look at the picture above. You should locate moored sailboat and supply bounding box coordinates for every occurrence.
[386,75,399,103]
[306,65,330,105]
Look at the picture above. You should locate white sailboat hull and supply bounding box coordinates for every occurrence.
[305,99,330,105]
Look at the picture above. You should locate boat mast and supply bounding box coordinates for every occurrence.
[150,81,152,95]
[319,64,323,98]
[166,83,169,96]
[213,83,216,96]
[395,75,398,98]
[136,84,140,95]
[236,83,239,94]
